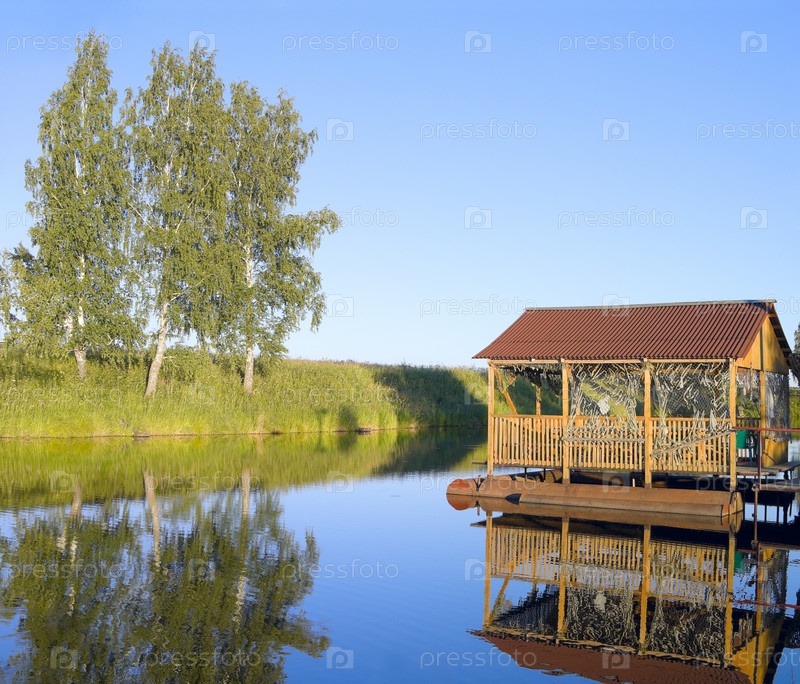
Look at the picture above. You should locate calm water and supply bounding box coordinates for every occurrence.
[0,430,799,682]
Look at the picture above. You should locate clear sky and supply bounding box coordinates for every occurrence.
[2,1,797,367]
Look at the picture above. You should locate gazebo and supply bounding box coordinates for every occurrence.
[474,300,794,489]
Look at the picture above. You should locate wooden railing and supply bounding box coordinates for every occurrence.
[489,525,728,602]
[651,417,731,474]
[493,415,564,467]
[491,414,733,476]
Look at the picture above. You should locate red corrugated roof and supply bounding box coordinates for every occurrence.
[474,300,791,361]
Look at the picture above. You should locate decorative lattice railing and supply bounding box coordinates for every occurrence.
[492,415,732,475]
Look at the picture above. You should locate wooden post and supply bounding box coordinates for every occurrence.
[487,363,495,477]
[643,361,652,488]
[535,384,542,416]
[728,359,737,492]
[723,531,735,666]
[638,524,651,649]
[755,543,763,635]
[483,513,493,628]
[561,361,571,485]
[556,517,569,640]
[759,368,766,466]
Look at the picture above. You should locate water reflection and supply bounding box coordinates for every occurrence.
[460,504,796,683]
[0,480,325,682]
[0,429,487,681]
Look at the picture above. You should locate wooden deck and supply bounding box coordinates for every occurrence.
[757,478,800,493]
[737,460,800,478]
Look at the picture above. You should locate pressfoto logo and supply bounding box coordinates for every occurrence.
[464,31,491,53]
[327,471,354,493]
[325,294,354,317]
[601,650,631,671]
[696,120,800,141]
[740,207,768,230]
[50,647,79,670]
[464,207,492,229]
[6,32,123,53]
[464,384,487,405]
[49,471,78,493]
[326,119,354,141]
[740,31,767,53]
[464,559,487,580]
[326,647,354,669]
[602,473,629,491]
[187,558,216,581]
[189,31,216,50]
[602,118,629,141]
[601,294,631,317]
[282,32,399,52]
[558,32,674,52]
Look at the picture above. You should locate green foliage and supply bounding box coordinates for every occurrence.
[9,38,341,396]
[10,32,141,370]
[123,43,229,340]
[0,348,488,437]
[222,83,339,370]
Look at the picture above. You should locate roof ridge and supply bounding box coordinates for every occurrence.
[523,299,773,311]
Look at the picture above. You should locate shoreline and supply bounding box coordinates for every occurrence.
[0,422,488,441]
[0,355,490,439]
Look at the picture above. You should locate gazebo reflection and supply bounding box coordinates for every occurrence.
[461,500,793,683]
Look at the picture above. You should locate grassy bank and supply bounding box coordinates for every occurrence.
[0,350,489,438]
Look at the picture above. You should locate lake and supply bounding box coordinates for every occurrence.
[0,429,799,682]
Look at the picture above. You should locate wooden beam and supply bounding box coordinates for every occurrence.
[495,367,518,415]
[638,525,651,648]
[723,531,736,666]
[483,514,493,629]
[643,362,652,487]
[728,359,737,491]
[556,517,569,640]
[488,363,496,477]
[561,361,570,485]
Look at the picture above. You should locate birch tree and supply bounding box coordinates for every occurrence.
[123,43,229,397]
[12,32,138,378]
[224,83,339,393]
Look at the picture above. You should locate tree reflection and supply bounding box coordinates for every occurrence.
[0,476,326,682]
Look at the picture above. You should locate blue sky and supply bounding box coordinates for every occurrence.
[2,1,798,367]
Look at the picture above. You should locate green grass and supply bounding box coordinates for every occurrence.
[791,387,800,428]
[0,349,489,437]
[0,428,488,508]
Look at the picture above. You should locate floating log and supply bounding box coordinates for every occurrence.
[446,474,742,519]
[446,493,741,534]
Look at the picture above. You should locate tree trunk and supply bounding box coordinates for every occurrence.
[145,301,169,398]
[243,247,255,394]
[234,468,251,627]
[74,258,87,381]
[143,470,161,570]
[244,344,254,394]
[74,348,87,381]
